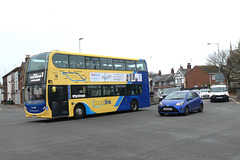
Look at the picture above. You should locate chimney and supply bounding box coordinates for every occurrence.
[187,63,191,70]
[180,65,183,69]
[158,70,161,76]
[171,68,174,74]
[25,55,30,63]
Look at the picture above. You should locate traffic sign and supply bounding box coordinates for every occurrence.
[215,73,224,82]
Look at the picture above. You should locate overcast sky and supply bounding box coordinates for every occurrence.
[1,0,240,83]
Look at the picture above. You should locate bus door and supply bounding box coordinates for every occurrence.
[49,85,69,117]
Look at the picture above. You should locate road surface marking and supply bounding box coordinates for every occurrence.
[231,98,240,105]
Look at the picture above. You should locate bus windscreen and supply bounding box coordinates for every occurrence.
[27,52,49,72]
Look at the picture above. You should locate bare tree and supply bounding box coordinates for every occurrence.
[227,43,240,87]
[206,49,228,70]
[228,43,240,74]
[206,49,231,85]
[206,42,240,86]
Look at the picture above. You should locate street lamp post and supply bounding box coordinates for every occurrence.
[207,43,220,73]
[79,38,83,53]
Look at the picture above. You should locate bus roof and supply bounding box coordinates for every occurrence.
[50,50,143,61]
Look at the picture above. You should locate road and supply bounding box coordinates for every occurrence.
[0,99,240,160]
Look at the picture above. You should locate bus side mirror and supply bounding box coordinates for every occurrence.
[52,86,56,93]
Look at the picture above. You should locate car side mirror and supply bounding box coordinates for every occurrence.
[188,97,193,101]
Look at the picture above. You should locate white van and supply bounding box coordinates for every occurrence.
[210,85,229,102]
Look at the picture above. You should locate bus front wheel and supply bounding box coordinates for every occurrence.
[74,105,85,119]
[130,100,138,111]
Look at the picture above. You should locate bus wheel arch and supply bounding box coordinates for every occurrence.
[74,103,86,119]
[130,99,139,111]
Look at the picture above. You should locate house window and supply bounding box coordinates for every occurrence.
[176,78,182,85]
[212,74,215,80]
[170,81,175,85]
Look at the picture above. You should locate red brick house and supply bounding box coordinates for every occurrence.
[2,56,29,105]
[2,66,22,104]
[185,65,225,88]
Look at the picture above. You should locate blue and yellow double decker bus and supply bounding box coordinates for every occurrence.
[24,51,150,118]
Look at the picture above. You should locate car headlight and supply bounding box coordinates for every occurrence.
[224,93,229,96]
[176,101,184,106]
[159,102,163,105]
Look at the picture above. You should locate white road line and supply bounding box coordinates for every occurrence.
[231,98,240,105]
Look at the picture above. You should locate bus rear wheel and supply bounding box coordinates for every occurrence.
[130,100,138,111]
[74,105,85,119]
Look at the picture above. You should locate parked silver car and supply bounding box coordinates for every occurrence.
[191,89,200,95]
[200,88,211,99]
[161,87,180,99]
[150,91,162,104]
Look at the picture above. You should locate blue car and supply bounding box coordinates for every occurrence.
[158,91,203,116]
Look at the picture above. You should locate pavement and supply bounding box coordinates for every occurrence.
[0,103,24,110]
[229,94,240,104]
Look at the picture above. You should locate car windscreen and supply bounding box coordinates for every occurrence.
[211,87,227,92]
[165,92,187,100]
[163,88,179,94]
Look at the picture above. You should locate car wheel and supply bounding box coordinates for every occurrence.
[226,97,229,102]
[74,105,85,119]
[130,100,138,111]
[183,106,189,116]
[198,103,203,112]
